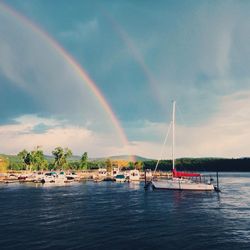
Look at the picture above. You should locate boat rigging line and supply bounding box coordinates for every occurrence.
[153,121,172,177]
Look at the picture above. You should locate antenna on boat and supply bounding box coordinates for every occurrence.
[172,100,176,171]
[152,122,172,177]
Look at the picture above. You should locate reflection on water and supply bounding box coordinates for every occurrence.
[128,181,141,190]
[0,173,250,250]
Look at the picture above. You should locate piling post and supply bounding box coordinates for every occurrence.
[214,171,221,192]
[144,169,150,190]
[216,171,219,190]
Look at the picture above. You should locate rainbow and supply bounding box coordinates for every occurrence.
[0,2,135,161]
[103,11,164,105]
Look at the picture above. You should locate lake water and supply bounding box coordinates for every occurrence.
[0,173,250,250]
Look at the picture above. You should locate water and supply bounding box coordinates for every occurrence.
[0,173,250,250]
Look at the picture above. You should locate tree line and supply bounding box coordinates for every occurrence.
[8,146,89,171]
[143,158,250,172]
[6,147,144,172]
[6,150,250,172]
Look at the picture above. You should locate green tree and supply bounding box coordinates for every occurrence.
[84,161,102,170]
[30,148,48,171]
[18,147,48,171]
[70,161,80,170]
[0,156,9,172]
[18,149,29,170]
[52,147,72,169]
[80,152,88,170]
[128,161,135,170]
[135,161,144,171]
[106,159,112,172]
[9,162,24,171]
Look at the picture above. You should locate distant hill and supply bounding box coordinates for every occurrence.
[90,155,153,162]
[0,154,20,163]
[46,155,151,162]
[0,154,152,163]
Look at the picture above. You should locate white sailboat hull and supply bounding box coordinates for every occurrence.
[152,179,214,191]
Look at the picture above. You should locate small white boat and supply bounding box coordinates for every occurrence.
[8,174,18,180]
[128,169,140,182]
[66,172,80,182]
[33,172,45,183]
[41,171,67,184]
[57,171,68,183]
[41,172,56,183]
[115,174,126,182]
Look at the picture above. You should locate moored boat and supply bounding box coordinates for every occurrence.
[151,101,215,191]
[66,172,80,182]
[115,174,126,182]
[128,169,140,182]
[41,171,67,184]
[152,178,214,191]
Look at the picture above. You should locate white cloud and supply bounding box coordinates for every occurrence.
[128,91,250,159]
[138,1,250,114]
[0,115,130,157]
[14,115,61,127]
[3,90,248,159]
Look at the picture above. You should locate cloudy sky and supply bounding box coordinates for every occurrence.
[0,0,250,159]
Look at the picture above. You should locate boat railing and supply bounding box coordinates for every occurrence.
[151,172,214,185]
[188,175,214,184]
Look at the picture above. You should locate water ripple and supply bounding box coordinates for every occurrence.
[1,174,250,249]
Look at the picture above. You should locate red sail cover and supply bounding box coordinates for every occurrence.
[173,169,201,177]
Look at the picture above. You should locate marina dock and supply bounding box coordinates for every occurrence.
[0,170,173,184]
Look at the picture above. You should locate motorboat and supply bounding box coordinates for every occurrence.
[128,169,140,182]
[115,174,126,182]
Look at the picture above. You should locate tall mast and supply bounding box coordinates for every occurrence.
[172,100,176,170]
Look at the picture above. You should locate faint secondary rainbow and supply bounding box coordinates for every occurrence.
[103,11,165,106]
[0,2,135,161]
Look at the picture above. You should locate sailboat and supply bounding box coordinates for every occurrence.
[151,101,214,191]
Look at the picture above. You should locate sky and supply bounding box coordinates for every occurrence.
[0,0,250,159]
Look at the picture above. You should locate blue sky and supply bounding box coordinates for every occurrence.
[1,0,250,158]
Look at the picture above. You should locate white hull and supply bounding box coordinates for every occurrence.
[128,170,140,182]
[115,173,126,182]
[151,101,217,192]
[152,179,214,191]
[41,172,67,184]
[42,177,67,184]
[129,176,140,181]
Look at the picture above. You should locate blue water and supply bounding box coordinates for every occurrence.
[0,173,250,250]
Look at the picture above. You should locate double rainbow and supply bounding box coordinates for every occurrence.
[0,2,135,161]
